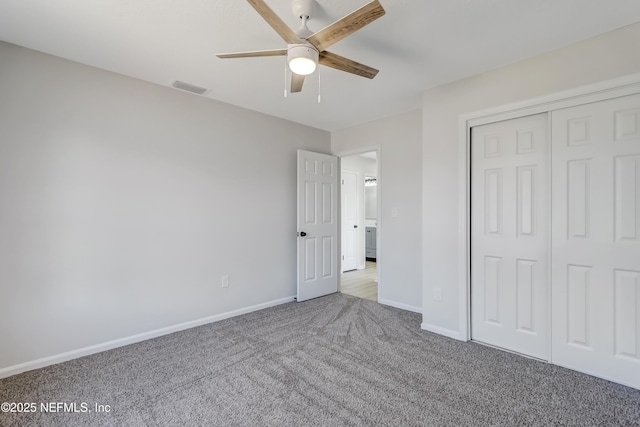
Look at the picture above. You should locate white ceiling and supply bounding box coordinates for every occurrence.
[1,1,640,131]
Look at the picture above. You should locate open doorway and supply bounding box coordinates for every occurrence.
[340,150,378,302]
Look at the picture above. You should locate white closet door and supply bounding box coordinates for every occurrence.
[551,94,640,388]
[471,114,549,360]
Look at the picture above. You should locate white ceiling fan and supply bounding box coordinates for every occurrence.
[216,0,385,93]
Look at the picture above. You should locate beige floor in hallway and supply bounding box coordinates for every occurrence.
[340,261,377,302]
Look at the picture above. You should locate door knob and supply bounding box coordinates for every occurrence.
[299,231,307,237]
[354,225,358,228]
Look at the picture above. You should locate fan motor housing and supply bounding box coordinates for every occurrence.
[288,44,319,62]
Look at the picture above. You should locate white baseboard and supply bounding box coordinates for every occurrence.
[378,298,422,314]
[0,295,295,380]
[420,322,466,341]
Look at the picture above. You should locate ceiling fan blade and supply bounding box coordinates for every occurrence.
[290,73,305,93]
[319,51,379,79]
[216,49,287,59]
[247,0,300,44]
[307,0,385,52]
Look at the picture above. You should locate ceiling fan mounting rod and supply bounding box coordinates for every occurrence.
[297,14,312,38]
[292,0,315,39]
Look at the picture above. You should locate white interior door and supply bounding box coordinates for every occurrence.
[471,113,549,360]
[297,150,338,302]
[341,170,358,272]
[551,94,640,388]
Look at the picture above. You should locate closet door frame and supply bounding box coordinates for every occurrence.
[458,72,640,344]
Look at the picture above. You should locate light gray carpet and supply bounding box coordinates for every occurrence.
[1,293,639,426]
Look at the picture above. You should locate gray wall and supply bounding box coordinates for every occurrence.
[332,110,423,312]
[341,156,377,178]
[422,22,640,335]
[0,42,330,370]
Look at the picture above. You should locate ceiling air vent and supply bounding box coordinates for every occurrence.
[172,80,207,95]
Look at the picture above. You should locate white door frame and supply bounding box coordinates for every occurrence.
[334,146,382,300]
[458,72,640,342]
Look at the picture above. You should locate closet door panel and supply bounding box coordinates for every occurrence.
[551,93,640,389]
[471,113,549,360]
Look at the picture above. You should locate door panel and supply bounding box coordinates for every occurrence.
[297,150,338,302]
[471,113,549,360]
[551,94,640,389]
[341,170,358,272]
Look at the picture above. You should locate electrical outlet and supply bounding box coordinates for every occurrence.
[434,287,442,301]
[221,275,229,288]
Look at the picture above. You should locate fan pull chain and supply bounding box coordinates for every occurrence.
[284,55,288,98]
[317,67,321,103]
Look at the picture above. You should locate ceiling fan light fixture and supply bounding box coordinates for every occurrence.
[216,0,385,92]
[288,44,318,76]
